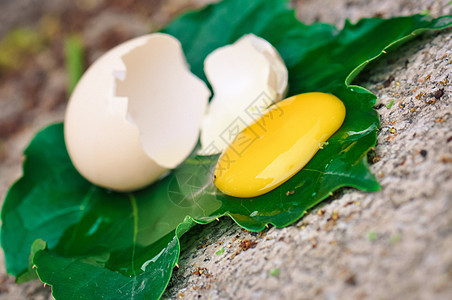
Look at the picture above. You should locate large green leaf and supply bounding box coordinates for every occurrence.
[1,0,451,299]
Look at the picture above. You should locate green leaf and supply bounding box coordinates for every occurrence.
[216,247,225,255]
[270,267,280,276]
[390,234,402,243]
[385,99,395,109]
[162,0,337,84]
[368,231,377,241]
[1,0,451,299]
[64,34,84,94]
[1,124,199,299]
[16,239,46,283]
[34,215,195,300]
[163,3,451,94]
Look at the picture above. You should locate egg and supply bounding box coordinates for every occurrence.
[64,33,210,191]
[213,92,346,198]
[199,34,288,155]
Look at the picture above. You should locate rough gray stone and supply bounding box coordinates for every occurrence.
[163,2,452,300]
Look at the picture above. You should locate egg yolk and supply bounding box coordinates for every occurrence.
[213,92,346,198]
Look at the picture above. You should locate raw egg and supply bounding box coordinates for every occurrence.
[213,92,346,198]
[64,33,288,192]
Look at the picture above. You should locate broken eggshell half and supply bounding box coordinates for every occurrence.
[199,34,288,155]
[64,33,210,192]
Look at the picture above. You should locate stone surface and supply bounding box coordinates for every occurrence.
[0,0,451,299]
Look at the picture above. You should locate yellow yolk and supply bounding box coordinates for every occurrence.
[213,92,346,198]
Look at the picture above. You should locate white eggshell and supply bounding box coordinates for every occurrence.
[65,33,210,191]
[199,34,288,155]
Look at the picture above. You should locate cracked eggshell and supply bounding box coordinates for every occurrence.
[199,34,288,155]
[64,33,210,192]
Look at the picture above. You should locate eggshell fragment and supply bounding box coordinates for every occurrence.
[199,34,288,155]
[65,33,210,191]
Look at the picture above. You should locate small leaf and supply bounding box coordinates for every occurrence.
[64,34,84,94]
[215,247,225,255]
[16,239,46,283]
[385,99,395,109]
[368,232,377,241]
[270,268,280,276]
[390,234,402,243]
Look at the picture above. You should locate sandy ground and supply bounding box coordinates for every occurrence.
[0,0,451,299]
